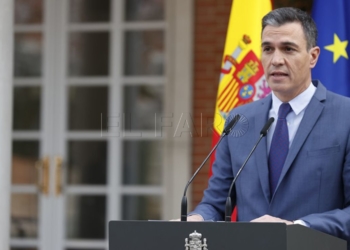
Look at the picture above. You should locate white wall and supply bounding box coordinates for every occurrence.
[163,0,194,219]
[0,0,14,248]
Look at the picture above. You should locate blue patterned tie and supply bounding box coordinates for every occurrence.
[269,103,292,195]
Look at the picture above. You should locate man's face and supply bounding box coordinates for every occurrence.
[261,22,320,102]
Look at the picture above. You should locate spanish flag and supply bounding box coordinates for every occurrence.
[210,0,272,219]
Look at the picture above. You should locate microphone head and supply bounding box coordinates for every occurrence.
[223,114,240,135]
[260,117,275,136]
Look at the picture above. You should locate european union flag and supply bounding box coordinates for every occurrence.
[312,0,350,96]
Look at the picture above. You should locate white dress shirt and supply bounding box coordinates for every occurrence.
[267,83,317,153]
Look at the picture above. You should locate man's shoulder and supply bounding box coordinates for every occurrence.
[326,90,350,104]
[314,80,350,106]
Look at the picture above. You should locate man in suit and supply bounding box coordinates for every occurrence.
[188,7,350,246]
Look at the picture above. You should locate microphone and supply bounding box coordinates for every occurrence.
[224,117,275,222]
[180,114,241,221]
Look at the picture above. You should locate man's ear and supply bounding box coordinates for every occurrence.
[309,46,320,69]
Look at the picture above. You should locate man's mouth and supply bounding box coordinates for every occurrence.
[271,71,288,76]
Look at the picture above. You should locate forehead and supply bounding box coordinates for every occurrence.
[262,22,307,46]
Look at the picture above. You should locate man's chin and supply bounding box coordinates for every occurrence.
[268,82,289,92]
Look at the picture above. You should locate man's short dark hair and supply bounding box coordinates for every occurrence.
[262,7,318,50]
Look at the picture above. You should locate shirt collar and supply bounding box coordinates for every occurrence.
[271,82,316,116]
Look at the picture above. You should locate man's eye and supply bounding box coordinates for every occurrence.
[285,47,294,52]
[263,47,271,52]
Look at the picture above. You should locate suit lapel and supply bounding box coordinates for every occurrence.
[254,95,272,203]
[273,81,327,198]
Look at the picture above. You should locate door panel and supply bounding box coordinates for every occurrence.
[11,194,39,238]
[122,195,161,220]
[11,0,167,249]
[68,33,110,77]
[67,141,107,185]
[68,0,111,23]
[12,141,40,185]
[124,30,165,76]
[123,85,163,131]
[13,87,41,131]
[14,33,43,77]
[65,195,106,239]
[68,86,108,130]
[122,140,162,185]
[15,0,43,24]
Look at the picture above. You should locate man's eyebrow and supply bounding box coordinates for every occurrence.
[261,41,299,47]
[281,41,299,47]
[261,41,271,47]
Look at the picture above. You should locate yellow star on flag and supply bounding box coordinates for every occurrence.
[324,34,348,63]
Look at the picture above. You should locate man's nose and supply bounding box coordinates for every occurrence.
[271,50,284,66]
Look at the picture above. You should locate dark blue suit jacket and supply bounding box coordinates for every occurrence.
[192,80,350,246]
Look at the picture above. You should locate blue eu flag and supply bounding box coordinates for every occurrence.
[312,0,350,96]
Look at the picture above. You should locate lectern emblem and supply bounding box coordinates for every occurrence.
[185,230,208,250]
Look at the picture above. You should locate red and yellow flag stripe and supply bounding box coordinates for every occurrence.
[210,0,272,219]
[211,0,272,169]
